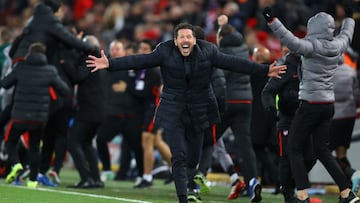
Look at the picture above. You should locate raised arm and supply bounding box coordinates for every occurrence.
[87,49,163,72]
[263,7,314,56]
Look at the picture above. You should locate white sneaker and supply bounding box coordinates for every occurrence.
[48,170,61,184]
[351,170,360,194]
[100,170,115,182]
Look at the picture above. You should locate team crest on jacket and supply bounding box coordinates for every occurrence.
[283,130,289,136]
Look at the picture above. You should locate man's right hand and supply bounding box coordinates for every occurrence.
[86,50,109,72]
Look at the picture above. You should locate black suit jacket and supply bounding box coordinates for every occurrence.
[108,39,269,132]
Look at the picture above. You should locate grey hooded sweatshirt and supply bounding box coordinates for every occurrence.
[268,12,355,102]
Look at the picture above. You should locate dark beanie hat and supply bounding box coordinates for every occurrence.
[44,0,61,12]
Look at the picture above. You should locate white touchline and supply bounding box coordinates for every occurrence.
[6,185,153,203]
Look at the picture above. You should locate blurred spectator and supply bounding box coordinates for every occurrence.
[251,46,280,188]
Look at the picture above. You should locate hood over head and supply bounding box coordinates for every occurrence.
[306,12,335,40]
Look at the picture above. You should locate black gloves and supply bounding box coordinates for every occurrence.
[262,7,274,22]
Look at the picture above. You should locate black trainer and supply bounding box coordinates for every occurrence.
[67,179,94,189]
[338,191,359,203]
[133,179,153,188]
[164,173,174,185]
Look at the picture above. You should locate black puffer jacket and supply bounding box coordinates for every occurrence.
[211,68,227,115]
[219,32,253,101]
[108,39,269,132]
[9,3,96,63]
[261,53,301,116]
[1,52,71,122]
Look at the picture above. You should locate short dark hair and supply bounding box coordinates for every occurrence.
[44,0,61,12]
[140,39,156,50]
[217,24,235,38]
[193,25,205,40]
[174,23,195,38]
[29,42,47,54]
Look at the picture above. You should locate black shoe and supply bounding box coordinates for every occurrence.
[338,191,359,203]
[133,179,153,188]
[296,198,310,203]
[94,180,105,188]
[249,178,262,202]
[67,180,94,189]
[272,182,281,195]
[164,173,173,185]
[286,196,298,203]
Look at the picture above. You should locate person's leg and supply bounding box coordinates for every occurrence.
[330,119,357,178]
[154,130,171,167]
[28,126,44,183]
[164,120,187,202]
[115,138,132,180]
[67,119,92,187]
[122,116,144,187]
[311,105,352,198]
[194,142,212,194]
[40,118,56,175]
[4,122,24,184]
[197,144,213,175]
[278,129,297,202]
[287,102,315,200]
[233,103,263,202]
[154,130,173,184]
[37,119,58,187]
[82,122,102,187]
[52,107,72,176]
[186,126,204,202]
[140,131,155,182]
[213,137,246,200]
[96,117,121,172]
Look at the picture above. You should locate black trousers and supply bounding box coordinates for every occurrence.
[163,109,204,198]
[288,101,351,190]
[277,128,316,201]
[40,105,72,174]
[215,103,257,185]
[96,115,143,177]
[67,119,101,182]
[5,121,45,181]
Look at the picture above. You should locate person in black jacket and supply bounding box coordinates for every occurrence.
[38,26,83,186]
[261,53,316,203]
[9,0,97,65]
[132,39,172,188]
[95,39,144,186]
[192,22,260,202]
[215,23,262,202]
[86,23,286,203]
[67,35,106,189]
[1,42,70,188]
[251,46,280,190]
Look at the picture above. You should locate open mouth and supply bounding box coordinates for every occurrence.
[182,44,190,54]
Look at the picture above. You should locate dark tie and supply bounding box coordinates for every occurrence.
[184,57,191,81]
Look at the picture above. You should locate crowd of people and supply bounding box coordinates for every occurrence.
[0,0,360,203]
